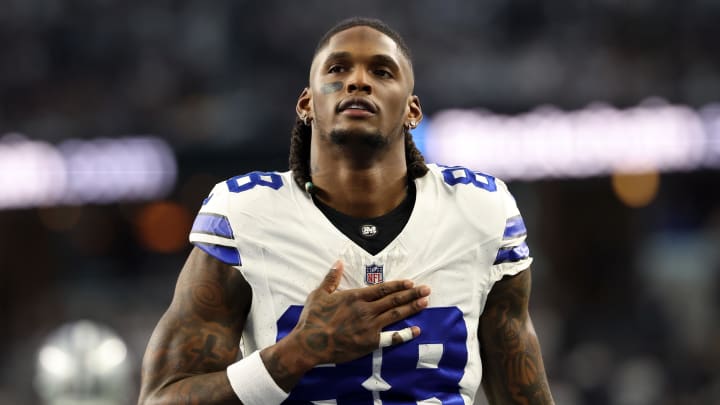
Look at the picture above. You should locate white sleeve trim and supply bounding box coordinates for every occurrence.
[189,232,235,247]
[492,257,532,282]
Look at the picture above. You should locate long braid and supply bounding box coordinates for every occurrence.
[404,127,429,180]
[288,117,312,190]
[288,119,429,191]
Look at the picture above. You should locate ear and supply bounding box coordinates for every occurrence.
[296,87,312,122]
[406,95,423,128]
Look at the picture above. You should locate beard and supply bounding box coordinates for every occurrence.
[328,128,389,150]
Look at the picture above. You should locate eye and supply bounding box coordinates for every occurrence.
[373,69,393,79]
[328,65,347,74]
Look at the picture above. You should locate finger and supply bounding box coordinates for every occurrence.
[356,279,415,301]
[379,326,419,348]
[369,285,430,314]
[376,296,429,327]
[319,260,344,293]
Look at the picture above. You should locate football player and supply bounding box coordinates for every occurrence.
[139,17,554,405]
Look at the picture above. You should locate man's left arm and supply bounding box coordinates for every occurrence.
[479,268,555,404]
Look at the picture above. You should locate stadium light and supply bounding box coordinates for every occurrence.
[422,98,720,180]
[0,134,177,210]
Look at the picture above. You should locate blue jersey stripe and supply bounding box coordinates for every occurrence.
[191,213,234,239]
[494,242,530,265]
[503,215,527,239]
[194,242,241,266]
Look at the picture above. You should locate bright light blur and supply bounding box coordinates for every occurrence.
[0,134,67,209]
[34,320,131,405]
[611,171,661,208]
[90,338,129,375]
[424,99,718,180]
[38,346,76,379]
[0,134,177,210]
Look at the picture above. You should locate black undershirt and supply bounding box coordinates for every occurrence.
[313,182,416,255]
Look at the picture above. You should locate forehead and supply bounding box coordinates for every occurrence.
[311,26,409,76]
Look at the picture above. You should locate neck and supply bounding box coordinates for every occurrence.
[309,135,408,218]
[312,166,408,218]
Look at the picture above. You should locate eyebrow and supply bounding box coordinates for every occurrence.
[323,52,401,72]
[325,51,352,62]
[370,54,400,72]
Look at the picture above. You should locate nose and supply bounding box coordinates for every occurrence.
[347,68,371,94]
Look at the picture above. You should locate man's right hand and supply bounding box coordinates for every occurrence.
[260,260,431,392]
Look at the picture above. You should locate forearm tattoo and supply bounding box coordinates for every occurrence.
[139,250,250,404]
[480,270,554,405]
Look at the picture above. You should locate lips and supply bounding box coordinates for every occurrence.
[337,97,378,114]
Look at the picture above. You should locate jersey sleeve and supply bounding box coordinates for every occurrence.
[188,182,242,266]
[490,180,532,281]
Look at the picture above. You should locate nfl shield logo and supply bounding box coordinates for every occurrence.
[365,264,384,285]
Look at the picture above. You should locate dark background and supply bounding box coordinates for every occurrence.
[1,1,718,404]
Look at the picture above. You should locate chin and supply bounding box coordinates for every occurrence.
[328,127,388,149]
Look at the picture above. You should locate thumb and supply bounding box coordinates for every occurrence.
[319,260,344,293]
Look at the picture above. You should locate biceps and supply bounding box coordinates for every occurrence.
[479,270,551,402]
[480,307,538,364]
[480,269,532,348]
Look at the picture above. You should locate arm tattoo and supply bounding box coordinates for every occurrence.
[262,343,299,389]
[480,270,554,405]
[306,332,330,351]
[189,335,221,368]
[139,247,252,404]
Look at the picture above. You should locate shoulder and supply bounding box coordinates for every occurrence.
[189,170,302,265]
[202,170,298,216]
[419,163,523,236]
[420,163,511,209]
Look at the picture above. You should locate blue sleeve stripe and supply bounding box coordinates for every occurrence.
[193,242,241,266]
[503,215,527,239]
[493,242,530,265]
[191,213,234,239]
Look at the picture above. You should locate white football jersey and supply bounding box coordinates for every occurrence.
[189,163,532,405]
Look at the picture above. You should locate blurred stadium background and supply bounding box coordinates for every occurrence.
[1,1,719,404]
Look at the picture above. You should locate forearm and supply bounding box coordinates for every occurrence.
[140,338,311,405]
[139,248,254,405]
[140,371,240,405]
[260,336,315,392]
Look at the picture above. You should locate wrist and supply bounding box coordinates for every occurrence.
[226,351,289,405]
[260,335,317,392]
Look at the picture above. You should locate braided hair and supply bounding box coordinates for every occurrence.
[289,17,429,190]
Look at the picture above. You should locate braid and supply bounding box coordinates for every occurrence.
[288,119,429,191]
[289,117,312,190]
[404,127,429,180]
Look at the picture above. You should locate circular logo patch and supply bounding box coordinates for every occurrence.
[360,224,377,238]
